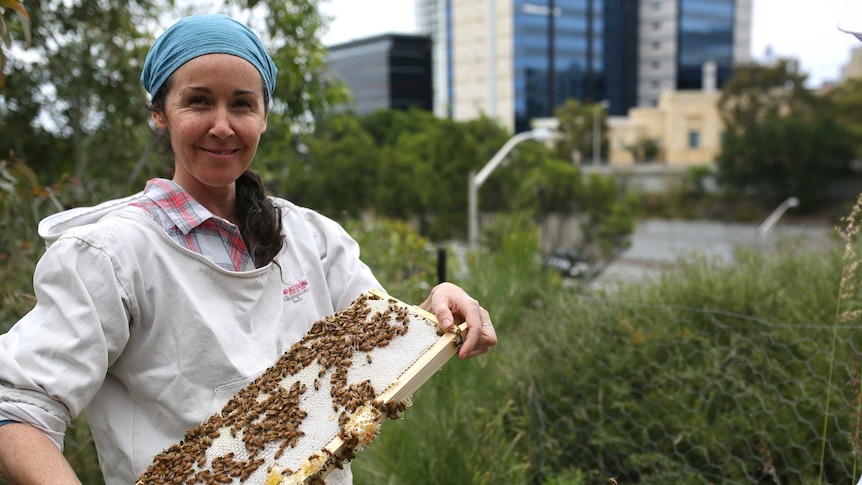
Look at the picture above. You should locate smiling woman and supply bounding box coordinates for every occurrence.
[151,54,269,220]
[0,12,496,485]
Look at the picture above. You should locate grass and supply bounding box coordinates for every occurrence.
[823,192,862,484]
[353,214,861,484]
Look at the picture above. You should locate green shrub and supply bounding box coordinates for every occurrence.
[503,245,856,484]
[343,216,438,305]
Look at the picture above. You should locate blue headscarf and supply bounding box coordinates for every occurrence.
[140,14,277,98]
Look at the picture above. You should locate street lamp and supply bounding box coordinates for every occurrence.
[468,127,555,251]
[758,196,799,244]
[592,100,610,165]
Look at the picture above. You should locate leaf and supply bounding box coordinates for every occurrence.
[0,0,29,19]
[15,10,30,47]
[1,15,9,49]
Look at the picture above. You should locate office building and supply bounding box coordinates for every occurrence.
[326,34,433,115]
[416,0,751,132]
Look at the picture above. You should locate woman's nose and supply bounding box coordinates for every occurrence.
[209,107,234,139]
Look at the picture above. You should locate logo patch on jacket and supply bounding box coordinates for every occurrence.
[283,279,309,302]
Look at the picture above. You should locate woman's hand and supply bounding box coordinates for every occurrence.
[419,282,498,359]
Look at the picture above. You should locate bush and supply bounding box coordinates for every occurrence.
[503,246,857,484]
[343,216,437,305]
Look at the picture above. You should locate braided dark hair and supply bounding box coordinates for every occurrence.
[147,76,284,268]
[234,170,284,267]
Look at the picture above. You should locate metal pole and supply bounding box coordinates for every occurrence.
[592,105,600,166]
[468,171,479,251]
[436,246,447,284]
[758,196,799,244]
[592,101,609,166]
[548,0,556,112]
[467,128,554,252]
[488,0,496,117]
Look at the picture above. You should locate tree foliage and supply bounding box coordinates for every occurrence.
[273,107,635,255]
[276,109,490,241]
[826,78,862,159]
[716,59,855,206]
[2,0,160,194]
[718,58,818,131]
[553,98,608,164]
[0,0,31,88]
[626,137,660,163]
[717,115,855,205]
[1,0,343,201]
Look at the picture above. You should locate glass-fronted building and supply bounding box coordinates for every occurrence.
[512,0,640,130]
[414,0,749,132]
[676,0,736,90]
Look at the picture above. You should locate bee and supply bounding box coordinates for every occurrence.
[366,354,373,364]
[608,477,618,485]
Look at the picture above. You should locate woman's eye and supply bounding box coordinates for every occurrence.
[188,96,208,105]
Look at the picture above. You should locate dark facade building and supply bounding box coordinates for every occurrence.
[325,34,433,115]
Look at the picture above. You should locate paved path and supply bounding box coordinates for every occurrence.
[591,219,833,289]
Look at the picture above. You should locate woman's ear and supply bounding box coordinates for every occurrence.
[151,109,167,130]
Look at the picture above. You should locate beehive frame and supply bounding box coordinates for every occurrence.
[136,289,464,484]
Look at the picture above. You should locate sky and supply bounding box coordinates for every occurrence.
[319,0,862,88]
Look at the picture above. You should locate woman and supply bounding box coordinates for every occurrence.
[0,14,496,484]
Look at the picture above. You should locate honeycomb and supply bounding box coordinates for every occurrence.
[136,290,462,484]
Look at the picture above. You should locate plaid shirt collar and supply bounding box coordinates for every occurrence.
[137,178,253,271]
[142,178,221,235]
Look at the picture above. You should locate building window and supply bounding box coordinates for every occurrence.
[688,130,701,148]
[653,21,661,30]
[652,41,660,50]
[652,61,660,69]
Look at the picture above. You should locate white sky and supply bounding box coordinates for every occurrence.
[320,0,862,87]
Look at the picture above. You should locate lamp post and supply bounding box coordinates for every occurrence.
[592,100,610,165]
[758,196,799,245]
[468,127,555,251]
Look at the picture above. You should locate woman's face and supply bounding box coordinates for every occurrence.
[151,53,268,196]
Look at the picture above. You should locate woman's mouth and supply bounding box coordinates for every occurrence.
[203,148,239,156]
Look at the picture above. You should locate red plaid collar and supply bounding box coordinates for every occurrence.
[134,178,252,270]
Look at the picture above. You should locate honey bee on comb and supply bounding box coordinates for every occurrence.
[136,290,465,484]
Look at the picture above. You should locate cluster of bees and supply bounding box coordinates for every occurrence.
[137,292,440,484]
